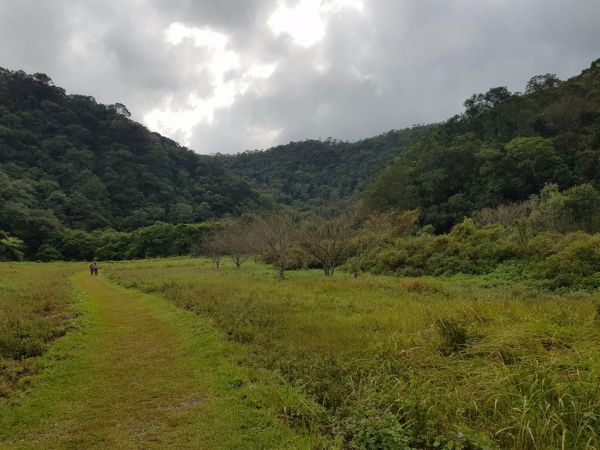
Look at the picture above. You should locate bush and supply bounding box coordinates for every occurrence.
[339,414,413,450]
[34,244,63,262]
[369,220,521,277]
[535,233,600,289]
[369,219,600,290]
[401,279,443,294]
[435,318,470,355]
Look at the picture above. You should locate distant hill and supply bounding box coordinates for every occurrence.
[7,58,598,256]
[364,59,600,231]
[0,68,264,253]
[217,127,428,209]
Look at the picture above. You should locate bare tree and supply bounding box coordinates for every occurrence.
[390,209,420,237]
[252,213,298,280]
[473,201,532,246]
[217,220,252,269]
[300,213,354,276]
[202,232,224,268]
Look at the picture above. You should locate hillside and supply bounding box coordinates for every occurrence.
[218,127,428,209]
[0,69,264,254]
[364,59,600,230]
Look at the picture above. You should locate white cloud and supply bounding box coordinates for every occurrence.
[2,0,599,154]
[268,0,364,47]
[143,22,276,146]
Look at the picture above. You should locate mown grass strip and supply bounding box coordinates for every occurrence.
[1,270,325,449]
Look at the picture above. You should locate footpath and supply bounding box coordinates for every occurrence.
[0,273,314,449]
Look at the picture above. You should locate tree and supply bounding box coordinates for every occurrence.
[110,103,131,118]
[529,184,570,233]
[473,201,532,246]
[463,87,511,118]
[346,213,395,277]
[218,220,252,268]
[563,184,600,233]
[0,231,25,261]
[34,244,63,261]
[202,232,224,269]
[505,137,567,194]
[253,213,298,280]
[0,67,263,256]
[525,74,560,94]
[300,213,354,276]
[390,209,420,237]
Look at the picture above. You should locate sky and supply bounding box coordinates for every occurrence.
[1,1,599,154]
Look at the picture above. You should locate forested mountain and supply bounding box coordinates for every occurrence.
[364,59,600,231]
[4,59,600,259]
[218,127,428,209]
[0,68,264,254]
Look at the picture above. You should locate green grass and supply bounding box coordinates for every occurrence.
[0,263,78,396]
[0,267,325,449]
[3,258,600,448]
[106,258,600,449]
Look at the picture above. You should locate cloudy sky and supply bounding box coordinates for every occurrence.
[1,1,599,154]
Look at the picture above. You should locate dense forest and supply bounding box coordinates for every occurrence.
[364,59,600,231]
[218,126,428,209]
[3,60,600,263]
[0,68,264,256]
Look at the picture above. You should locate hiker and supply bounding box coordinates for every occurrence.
[89,262,94,275]
[93,261,99,276]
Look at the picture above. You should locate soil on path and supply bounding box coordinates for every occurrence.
[1,273,314,449]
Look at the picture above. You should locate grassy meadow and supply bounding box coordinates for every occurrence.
[2,258,600,448]
[0,263,77,396]
[106,258,600,449]
[0,265,324,448]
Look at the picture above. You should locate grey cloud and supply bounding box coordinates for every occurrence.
[188,0,600,153]
[0,0,72,75]
[1,0,599,154]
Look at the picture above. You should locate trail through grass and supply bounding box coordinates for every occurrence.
[0,271,319,449]
[108,258,600,449]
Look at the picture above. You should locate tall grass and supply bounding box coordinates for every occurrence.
[107,258,600,449]
[0,263,76,396]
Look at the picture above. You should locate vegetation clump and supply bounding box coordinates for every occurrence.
[0,264,76,395]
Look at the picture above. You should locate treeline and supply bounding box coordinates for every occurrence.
[0,68,265,256]
[364,59,600,231]
[218,127,429,210]
[4,182,600,290]
[368,182,600,289]
[194,181,600,290]
[0,222,216,262]
[196,208,420,279]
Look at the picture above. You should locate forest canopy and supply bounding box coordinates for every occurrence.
[0,68,265,256]
[3,60,600,260]
[363,60,600,231]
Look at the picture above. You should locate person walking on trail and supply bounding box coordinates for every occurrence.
[93,261,99,276]
[89,262,95,276]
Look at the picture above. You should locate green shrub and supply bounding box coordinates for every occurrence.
[535,233,600,289]
[369,220,521,277]
[369,220,600,291]
[34,244,63,262]
[338,414,413,450]
[435,318,470,355]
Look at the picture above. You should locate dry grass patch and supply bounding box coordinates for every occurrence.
[0,263,77,396]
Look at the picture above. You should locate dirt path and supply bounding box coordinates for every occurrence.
[1,273,315,449]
